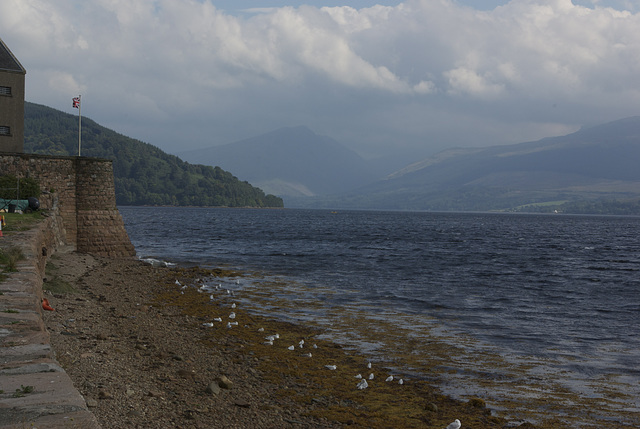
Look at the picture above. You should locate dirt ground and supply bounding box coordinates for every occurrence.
[41,249,515,429]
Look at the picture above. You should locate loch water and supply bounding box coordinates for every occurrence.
[119,207,640,426]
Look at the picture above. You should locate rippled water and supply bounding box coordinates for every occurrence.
[120,207,640,426]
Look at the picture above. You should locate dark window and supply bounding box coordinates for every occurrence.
[0,86,11,96]
[0,126,10,135]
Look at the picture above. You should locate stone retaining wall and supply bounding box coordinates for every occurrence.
[0,153,135,257]
[0,200,102,428]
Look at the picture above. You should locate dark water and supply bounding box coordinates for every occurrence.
[119,207,640,423]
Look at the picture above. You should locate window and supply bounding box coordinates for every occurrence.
[0,126,10,136]
[0,86,11,96]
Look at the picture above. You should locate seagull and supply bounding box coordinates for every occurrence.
[175,280,181,286]
[398,379,404,385]
[209,295,214,300]
[264,340,273,346]
[236,279,240,285]
[367,362,372,369]
[301,352,312,358]
[385,375,394,382]
[265,335,277,342]
[368,373,374,380]
[288,345,295,351]
[324,365,337,370]
[299,340,304,348]
[231,303,236,308]
[445,419,461,429]
[274,333,280,339]
[229,312,236,319]
[229,321,238,326]
[213,317,223,322]
[202,322,214,327]
[354,374,362,379]
[312,344,318,349]
[357,379,368,390]
[258,327,265,332]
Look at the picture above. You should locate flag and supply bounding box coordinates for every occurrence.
[72,96,80,108]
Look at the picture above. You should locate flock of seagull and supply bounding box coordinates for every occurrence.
[177,278,461,429]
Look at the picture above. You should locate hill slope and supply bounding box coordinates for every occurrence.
[178,126,380,197]
[23,102,283,208]
[299,116,640,213]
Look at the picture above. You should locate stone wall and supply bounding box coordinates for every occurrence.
[0,153,135,257]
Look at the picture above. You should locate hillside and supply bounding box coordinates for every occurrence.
[23,102,283,208]
[178,126,380,197]
[294,117,640,214]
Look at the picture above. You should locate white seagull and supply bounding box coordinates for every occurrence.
[229,312,236,319]
[324,365,337,370]
[385,375,394,382]
[287,345,295,351]
[357,379,368,390]
[231,303,236,308]
[368,373,374,380]
[354,374,362,379]
[398,379,404,385]
[367,362,372,369]
[202,322,214,327]
[445,419,461,429]
[213,317,223,322]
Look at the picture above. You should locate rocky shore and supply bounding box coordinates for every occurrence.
[42,249,524,429]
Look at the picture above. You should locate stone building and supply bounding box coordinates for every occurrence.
[0,37,26,153]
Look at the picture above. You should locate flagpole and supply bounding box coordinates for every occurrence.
[77,94,82,157]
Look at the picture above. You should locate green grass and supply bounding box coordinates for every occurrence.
[0,246,24,272]
[1,211,45,232]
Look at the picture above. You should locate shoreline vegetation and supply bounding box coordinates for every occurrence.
[42,251,522,429]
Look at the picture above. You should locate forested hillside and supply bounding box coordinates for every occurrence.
[23,102,283,208]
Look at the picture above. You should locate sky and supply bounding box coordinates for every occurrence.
[2,0,640,161]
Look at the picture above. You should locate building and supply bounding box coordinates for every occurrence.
[0,37,26,153]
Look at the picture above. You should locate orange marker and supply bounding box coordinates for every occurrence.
[42,298,54,311]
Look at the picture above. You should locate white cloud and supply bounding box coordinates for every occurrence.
[1,0,639,159]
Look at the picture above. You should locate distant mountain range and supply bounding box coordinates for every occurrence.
[22,100,640,214]
[179,126,382,197]
[302,116,640,213]
[181,116,640,214]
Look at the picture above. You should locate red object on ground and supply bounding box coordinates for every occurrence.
[42,298,54,311]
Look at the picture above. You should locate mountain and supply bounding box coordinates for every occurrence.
[23,102,283,208]
[178,126,380,197]
[296,116,640,214]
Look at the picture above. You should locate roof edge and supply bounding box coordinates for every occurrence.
[0,37,26,74]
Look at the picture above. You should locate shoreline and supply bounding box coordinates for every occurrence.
[42,250,511,429]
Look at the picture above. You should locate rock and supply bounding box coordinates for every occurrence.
[148,390,164,398]
[98,390,113,400]
[96,333,108,341]
[205,382,221,395]
[177,369,195,380]
[234,399,251,408]
[217,375,233,389]
[86,398,98,408]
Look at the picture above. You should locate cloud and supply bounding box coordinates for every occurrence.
[1,0,639,160]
